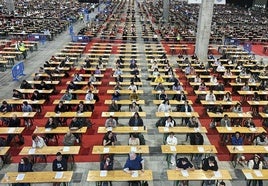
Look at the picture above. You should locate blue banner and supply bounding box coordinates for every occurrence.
[12,62,25,81]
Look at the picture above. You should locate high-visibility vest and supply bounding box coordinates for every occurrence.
[19,44,26,52]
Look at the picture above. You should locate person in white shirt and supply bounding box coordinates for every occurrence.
[205,90,216,102]
[210,75,218,84]
[205,90,216,111]
[194,74,202,83]
[158,100,172,112]
[85,90,94,101]
[216,64,225,72]
[151,61,158,70]
[166,132,178,166]
[248,154,263,186]
[165,116,176,127]
[128,82,137,91]
[32,134,46,148]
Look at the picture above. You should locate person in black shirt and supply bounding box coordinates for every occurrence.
[52,152,67,186]
[175,157,194,186]
[54,101,67,125]
[202,156,219,186]
[6,114,21,145]
[31,90,42,113]
[45,117,58,141]
[18,157,33,186]
[190,132,204,169]
[103,131,115,146]
[69,117,82,143]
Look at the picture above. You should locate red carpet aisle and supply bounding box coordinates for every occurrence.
[251,45,268,56]
[7,41,116,163]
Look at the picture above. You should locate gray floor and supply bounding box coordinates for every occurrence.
[0,1,268,186]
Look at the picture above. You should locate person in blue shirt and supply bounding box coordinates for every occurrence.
[231,131,243,145]
[123,151,144,173]
[231,131,246,166]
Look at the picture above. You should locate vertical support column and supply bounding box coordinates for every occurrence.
[163,0,169,23]
[6,0,15,13]
[195,0,214,63]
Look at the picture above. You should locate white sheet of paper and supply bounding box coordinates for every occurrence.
[103,147,110,153]
[28,148,36,154]
[100,170,107,177]
[45,128,52,132]
[186,112,191,116]
[238,113,243,117]
[226,126,232,131]
[106,127,113,131]
[181,170,189,177]
[164,127,169,132]
[236,146,244,151]
[132,127,138,131]
[164,112,169,117]
[244,173,253,179]
[264,146,268,151]
[16,173,25,181]
[194,127,200,132]
[131,146,137,152]
[249,127,256,132]
[132,171,139,177]
[110,112,114,116]
[170,146,176,152]
[63,146,70,152]
[23,112,29,116]
[254,170,263,177]
[214,171,222,178]
[77,112,83,116]
[198,146,205,152]
[55,172,63,179]
[8,128,15,133]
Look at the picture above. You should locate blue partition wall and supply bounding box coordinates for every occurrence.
[12,62,25,81]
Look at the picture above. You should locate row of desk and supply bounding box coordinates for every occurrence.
[2,169,268,184]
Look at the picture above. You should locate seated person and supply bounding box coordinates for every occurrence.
[32,134,46,148]
[175,157,194,185]
[6,114,21,145]
[112,90,121,101]
[108,100,120,112]
[63,131,76,146]
[166,132,178,165]
[129,90,139,101]
[202,156,218,186]
[45,117,58,142]
[128,112,144,126]
[69,117,82,143]
[129,101,140,112]
[103,131,115,146]
[129,133,140,146]
[159,89,167,100]
[158,99,172,112]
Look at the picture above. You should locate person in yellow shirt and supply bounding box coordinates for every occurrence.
[129,90,139,101]
[154,74,164,83]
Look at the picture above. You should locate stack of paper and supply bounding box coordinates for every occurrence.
[181,170,189,177]
[254,170,263,177]
[100,170,107,177]
[103,147,110,153]
[197,146,205,153]
[214,171,222,178]
[132,171,139,177]
[16,174,25,181]
[55,172,63,179]
[170,146,176,152]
